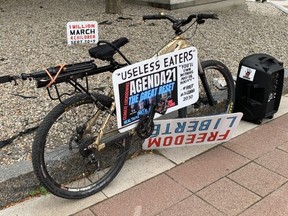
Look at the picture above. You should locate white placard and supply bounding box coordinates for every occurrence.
[67,21,98,45]
[239,65,256,81]
[142,112,243,150]
[112,46,198,132]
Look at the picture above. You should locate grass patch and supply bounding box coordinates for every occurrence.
[29,186,49,197]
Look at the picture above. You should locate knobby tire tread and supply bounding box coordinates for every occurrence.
[178,60,235,118]
[32,93,130,199]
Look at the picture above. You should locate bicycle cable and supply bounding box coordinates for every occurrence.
[181,20,197,35]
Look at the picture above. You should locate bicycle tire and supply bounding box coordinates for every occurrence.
[178,60,235,118]
[32,93,130,199]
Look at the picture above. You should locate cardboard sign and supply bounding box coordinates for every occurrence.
[67,21,98,45]
[112,47,198,132]
[142,112,243,150]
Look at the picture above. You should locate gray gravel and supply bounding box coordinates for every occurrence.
[0,0,287,166]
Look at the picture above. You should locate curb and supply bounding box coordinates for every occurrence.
[269,1,288,14]
[1,72,288,209]
[0,136,144,209]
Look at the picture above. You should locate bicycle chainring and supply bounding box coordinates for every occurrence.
[136,116,155,139]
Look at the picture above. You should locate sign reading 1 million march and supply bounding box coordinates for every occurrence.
[112,46,199,132]
[67,21,98,45]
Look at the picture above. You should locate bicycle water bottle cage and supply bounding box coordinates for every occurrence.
[89,37,129,61]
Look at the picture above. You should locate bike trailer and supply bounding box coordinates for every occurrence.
[234,53,284,124]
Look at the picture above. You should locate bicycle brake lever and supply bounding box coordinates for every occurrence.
[197,20,205,25]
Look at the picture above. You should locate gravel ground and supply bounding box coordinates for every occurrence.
[0,0,287,166]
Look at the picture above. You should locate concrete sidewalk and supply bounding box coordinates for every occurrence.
[0,94,287,216]
[72,96,288,216]
[269,0,288,14]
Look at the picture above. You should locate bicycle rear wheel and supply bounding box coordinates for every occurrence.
[178,60,235,118]
[32,93,130,199]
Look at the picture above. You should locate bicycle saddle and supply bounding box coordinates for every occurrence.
[89,37,129,61]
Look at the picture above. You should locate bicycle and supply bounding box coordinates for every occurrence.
[0,13,235,199]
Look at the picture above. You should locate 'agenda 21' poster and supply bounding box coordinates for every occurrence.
[113,46,198,132]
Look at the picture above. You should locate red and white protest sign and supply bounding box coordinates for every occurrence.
[67,21,98,45]
[142,112,243,150]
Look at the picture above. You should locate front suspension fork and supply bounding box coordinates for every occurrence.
[198,59,215,106]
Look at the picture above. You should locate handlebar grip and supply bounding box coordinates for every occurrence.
[198,13,218,19]
[0,75,13,84]
[143,15,166,20]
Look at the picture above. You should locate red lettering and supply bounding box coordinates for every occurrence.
[175,135,185,145]
[124,82,129,106]
[207,132,218,141]
[196,133,207,143]
[185,134,196,144]
[148,138,161,148]
[122,106,127,120]
[217,130,230,141]
[163,136,173,146]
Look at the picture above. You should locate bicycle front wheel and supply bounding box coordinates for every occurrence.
[178,60,235,118]
[32,93,130,199]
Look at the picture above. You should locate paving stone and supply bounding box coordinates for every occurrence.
[158,195,225,216]
[228,162,287,197]
[90,174,191,216]
[277,140,288,153]
[239,182,288,216]
[166,146,249,192]
[256,148,288,178]
[72,208,96,216]
[224,121,288,160]
[197,178,261,216]
[267,113,288,132]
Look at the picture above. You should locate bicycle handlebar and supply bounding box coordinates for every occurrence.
[143,13,218,22]
[143,14,177,22]
[197,13,218,20]
[143,13,218,33]
[0,75,14,84]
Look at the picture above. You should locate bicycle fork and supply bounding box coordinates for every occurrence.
[198,59,216,106]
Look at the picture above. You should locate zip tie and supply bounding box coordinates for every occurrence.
[44,64,66,88]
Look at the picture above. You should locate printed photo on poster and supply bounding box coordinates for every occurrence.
[113,46,198,132]
[119,67,178,126]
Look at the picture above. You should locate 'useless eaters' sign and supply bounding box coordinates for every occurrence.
[112,46,198,132]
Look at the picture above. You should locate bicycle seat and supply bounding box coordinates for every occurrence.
[89,37,129,61]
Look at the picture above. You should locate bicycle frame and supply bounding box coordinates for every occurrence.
[87,36,188,150]
[157,35,215,106]
[88,34,214,150]
[156,35,188,56]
